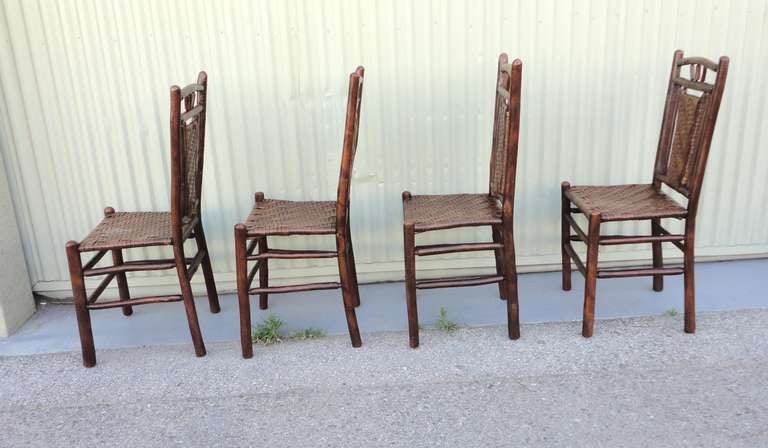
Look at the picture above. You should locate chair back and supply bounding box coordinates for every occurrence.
[653,51,729,215]
[488,54,523,216]
[335,67,365,229]
[170,72,208,238]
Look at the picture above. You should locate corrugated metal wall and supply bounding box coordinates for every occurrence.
[1,0,766,295]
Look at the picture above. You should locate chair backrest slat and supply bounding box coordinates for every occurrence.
[335,67,365,229]
[488,54,523,210]
[653,51,728,214]
[170,71,208,237]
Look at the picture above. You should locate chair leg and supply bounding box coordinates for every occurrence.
[501,226,520,340]
[235,225,253,358]
[111,249,133,316]
[258,236,269,310]
[582,213,601,338]
[337,234,362,347]
[683,234,696,334]
[194,222,220,313]
[492,226,507,300]
[403,223,419,348]
[172,242,206,357]
[346,224,361,307]
[561,182,572,291]
[66,241,96,368]
[651,218,664,292]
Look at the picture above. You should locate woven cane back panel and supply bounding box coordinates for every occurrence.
[489,73,511,198]
[180,93,205,221]
[666,92,708,188]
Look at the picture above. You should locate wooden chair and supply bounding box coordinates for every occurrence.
[65,72,220,367]
[402,55,522,347]
[235,67,365,358]
[561,51,729,337]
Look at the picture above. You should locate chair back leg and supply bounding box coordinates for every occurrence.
[492,226,507,300]
[194,222,220,313]
[172,242,206,357]
[111,248,133,316]
[336,234,362,347]
[651,218,664,291]
[501,228,520,339]
[683,232,696,333]
[346,225,361,307]
[258,237,269,310]
[561,182,573,291]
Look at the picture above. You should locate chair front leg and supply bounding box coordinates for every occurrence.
[561,182,572,291]
[403,222,419,348]
[234,225,253,358]
[66,241,96,368]
[336,233,362,347]
[651,218,664,292]
[683,229,696,334]
[172,242,206,357]
[492,226,507,300]
[500,225,520,340]
[582,213,601,337]
[194,222,220,313]
[111,249,133,316]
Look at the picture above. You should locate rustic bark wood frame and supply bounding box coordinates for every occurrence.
[401,54,522,347]
[235,67,365,358]
[561,51,729,337]
[65,72,220,367]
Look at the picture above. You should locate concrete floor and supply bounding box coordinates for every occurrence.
[1,309,767,447]
[0,259,765,356]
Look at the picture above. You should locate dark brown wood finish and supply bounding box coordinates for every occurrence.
[235,67,365,358]
[64,72,220,367]
[561,51,729,337]
[401,54,523,347]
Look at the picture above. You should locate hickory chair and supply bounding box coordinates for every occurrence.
[66,72,220,367]
[402,54,522,347]
[561,50,729,337]
[235,67,365,358]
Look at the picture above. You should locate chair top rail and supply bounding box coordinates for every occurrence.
[677,57,719,71]
[180,83,204,98]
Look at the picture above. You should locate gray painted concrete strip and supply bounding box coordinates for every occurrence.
[1,259,766,356]
[1,309,767,447]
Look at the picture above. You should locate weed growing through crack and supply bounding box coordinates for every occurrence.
[252,314,284,345]
[436,307,459,332]
[664,309,679,317]
[290,328,327,340]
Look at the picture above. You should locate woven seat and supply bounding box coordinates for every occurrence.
[79,212,194,251]
[403,194,502,231]
[565,184,687,222]
[243,199,336,236]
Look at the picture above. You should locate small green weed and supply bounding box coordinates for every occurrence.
[664,309,678,317]
[436,307,459,332]
[290,328,327,340]
[252,314,284,345]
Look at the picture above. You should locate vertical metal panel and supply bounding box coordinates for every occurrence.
[0,0,766,294]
